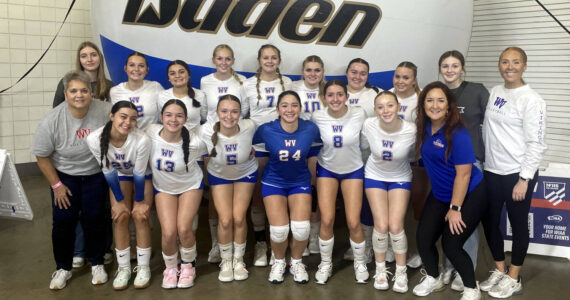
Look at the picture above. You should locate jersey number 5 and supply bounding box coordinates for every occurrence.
[226,154,237,165]
[278,149,301,161]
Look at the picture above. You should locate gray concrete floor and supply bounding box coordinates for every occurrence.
[0,175,568,299]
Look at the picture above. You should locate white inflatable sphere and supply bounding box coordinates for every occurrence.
[91,0,473,89]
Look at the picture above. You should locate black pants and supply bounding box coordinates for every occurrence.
[52,171,108,270]
[482,171,537,266]
[416,181,486,289]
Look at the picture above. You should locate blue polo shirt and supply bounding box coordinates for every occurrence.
[421,123,483,203]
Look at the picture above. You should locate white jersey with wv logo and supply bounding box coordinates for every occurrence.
[146,124,207,194]
[291,80,323,120]
[312,106,366,174]
[110,80,164,131]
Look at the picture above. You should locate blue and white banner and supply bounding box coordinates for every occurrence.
[501,164,570,259]
[91,0,473,89]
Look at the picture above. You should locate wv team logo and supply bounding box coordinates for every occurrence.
[433,138,444,149]
[493,97,507,108]
[544,182,566,206]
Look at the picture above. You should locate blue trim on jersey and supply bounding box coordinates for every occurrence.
[316,163,364,180]
[133,173,146,202]
[103,169,124,201]
[261,183,312,198]
[253,119,321,188]
[208,170,258,185]
[365,178,411,191]
[420,123,483,203]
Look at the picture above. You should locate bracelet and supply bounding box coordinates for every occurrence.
[51,181,63,189]
[449,204,461,212]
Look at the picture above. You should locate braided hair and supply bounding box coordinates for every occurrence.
[256,44,285,106]
[99,101,138,169]
[346,58,379,93]
[166,60,201,108]
[161,99,191,172]
[210,94,241,157]
[212,44,243,85]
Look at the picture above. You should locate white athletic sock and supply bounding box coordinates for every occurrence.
[290,257,302,266]
[350,239,366,262]
[219,242,232,260]
[136,246,151,266]
[376,261,386,270]
[162,251,178,269]
[180,244,197,263]
[233,242,246,259]
[319,236,334,262]
[116,247,131,268]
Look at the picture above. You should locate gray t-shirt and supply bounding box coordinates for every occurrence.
[452,81,489,162]
[31,100,111,176]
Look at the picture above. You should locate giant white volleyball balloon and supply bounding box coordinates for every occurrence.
[91,0,473,89]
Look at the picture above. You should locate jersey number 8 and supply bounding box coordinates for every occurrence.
[278,149,301,161]
[333,135,343,148]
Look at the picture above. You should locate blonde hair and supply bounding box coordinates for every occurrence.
[212,44,243,85]
[302,55,326,99]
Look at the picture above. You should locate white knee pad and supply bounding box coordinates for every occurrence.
[372,229,389,253]
[192,214,199,231]
[290,220,310,241]
[390,230,408,254]
[269,224,290,243]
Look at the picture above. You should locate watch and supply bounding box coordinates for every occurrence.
[519,176,530,182]
[449,204,461,212]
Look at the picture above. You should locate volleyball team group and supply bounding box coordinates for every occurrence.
[31,41,546,300]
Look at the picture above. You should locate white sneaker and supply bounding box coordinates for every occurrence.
[385,247,395,263]
[392,266,408,293]
[452,273,465,292]
[133,265,151,289]
[442,267,454,285]
[233,258,249,281]
[343,247,354,260]
[289,261,309,284]
[488,276,522,298]
[112,266,131,290]
[406,254,422,268]
[354,260,369,283]
[461,282,481,300]
[308,233,320,254]
[268,260,286,284]
[315,261,332,284]
[72,257,85,268]
[302,247,310,257]
[480,269,506,292]
[412,270,444,296]
[218,259,234,282]
[208,243,222,264]
[49,269,72,290]
[91,265,108,285]
[253,241,268,267]
[373,265,391,290]
[104,252,113,265]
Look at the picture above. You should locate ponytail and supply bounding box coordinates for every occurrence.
[231,69,243,85]
[365,82,380,93]
[276,67,285,93]
[99,121,112,169]
[181,125,190,172]
[210,122,221,157]
[255,68,262,106]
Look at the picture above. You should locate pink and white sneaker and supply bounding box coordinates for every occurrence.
[161,267,178,289]
[177,263,196,288]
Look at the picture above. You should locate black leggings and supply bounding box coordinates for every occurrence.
[482,171,537,266]
[416,181,486,289]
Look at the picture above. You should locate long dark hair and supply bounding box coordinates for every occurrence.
[166,60,201,108]
[161,99,191,172]
[99,101,138,169]
[346,58,379,93]
[414,81,464,162]
[210,94,241,157]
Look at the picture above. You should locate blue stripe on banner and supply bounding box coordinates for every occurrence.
[100,35,395,90]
